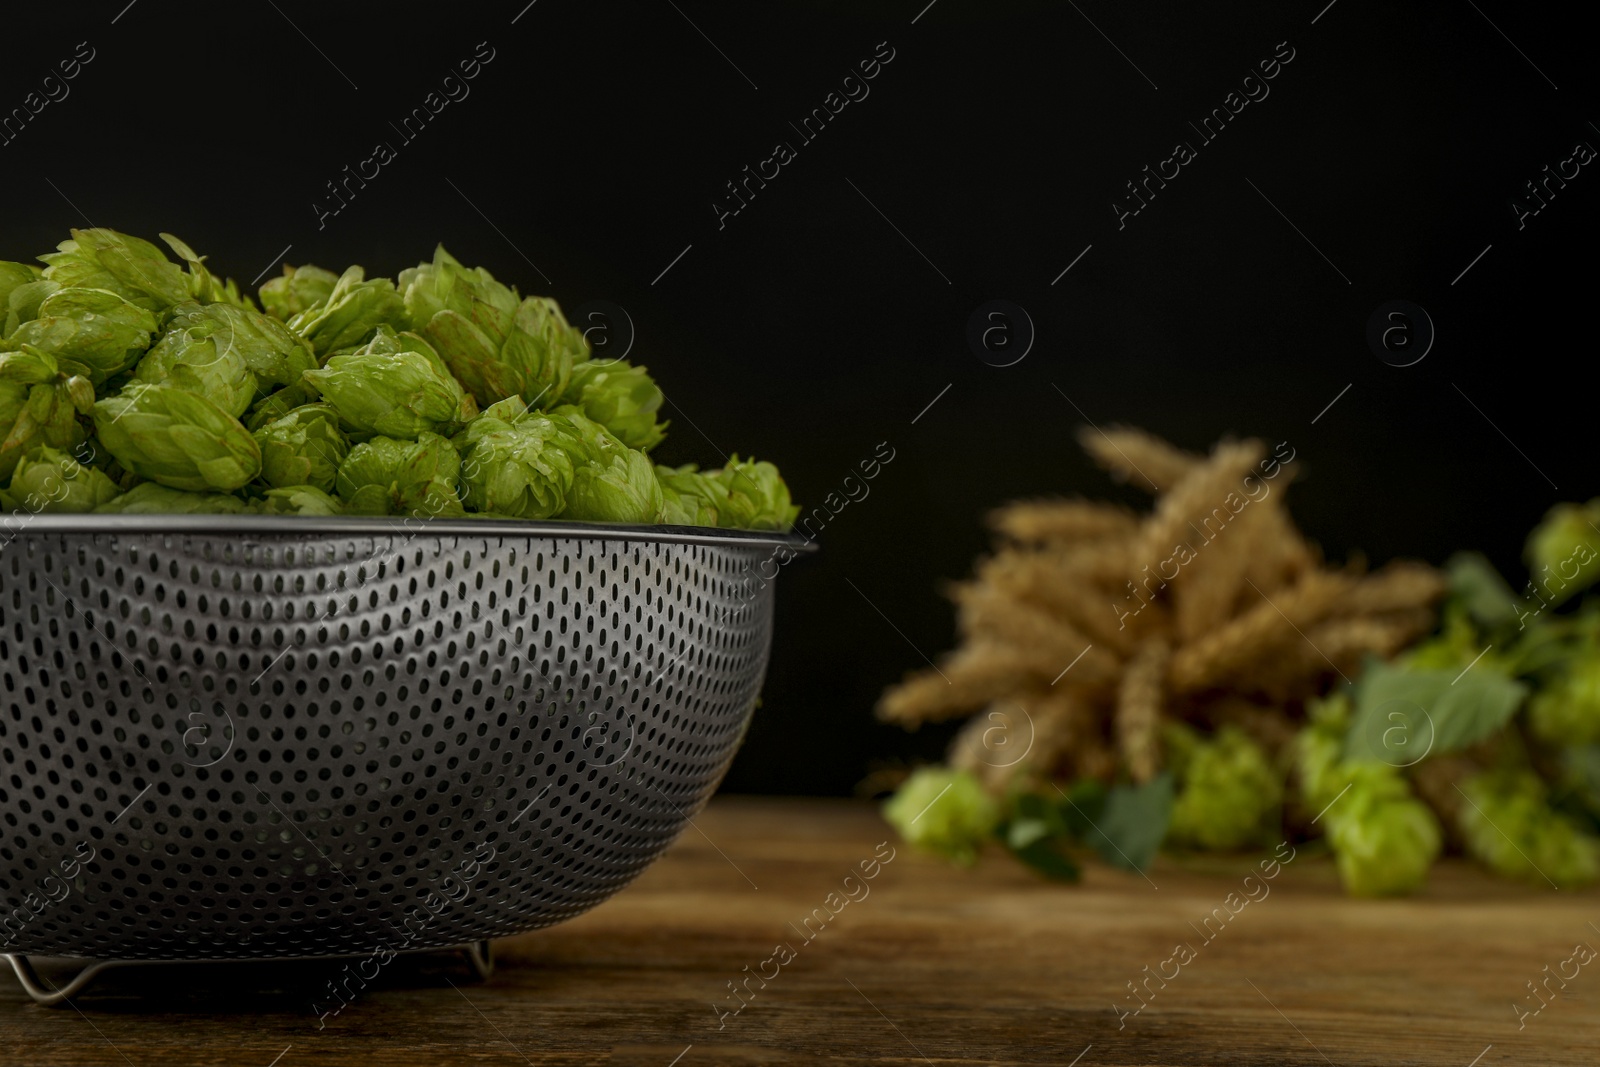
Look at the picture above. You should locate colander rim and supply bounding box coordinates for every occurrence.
[4,514,819,552]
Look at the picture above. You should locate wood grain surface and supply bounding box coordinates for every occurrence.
[4,796,1598,1066]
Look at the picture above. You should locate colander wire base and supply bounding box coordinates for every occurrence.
[3,939,495,1006]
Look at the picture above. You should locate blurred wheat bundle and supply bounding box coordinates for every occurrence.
[877,427,1447,789]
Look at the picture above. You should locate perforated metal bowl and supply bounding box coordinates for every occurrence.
[0,515,806,996]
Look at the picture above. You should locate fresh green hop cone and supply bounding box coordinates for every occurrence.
[252,404,349,493]
[285,265,408,356]
[455,412,579,519]
[5,287,160,385]
[565,447,663,524]
[134,311,259,420]
[1293,699,1440,896]
[93,482,254,514]
[1526,500,1600,606]
[399,245,520,337]
[656,464,728,526]
[1529,655,1600,746]
[475,395,534,424]
[0,260,39,308]
[38,228,190,314]
[245,381,319,432]
[336,432,463,518]
[303,326,470,438]
[558,360,667,451]
[0,349,94,480]
[0,446,120,514]
[1295,693,1351,810]
[1458,770,1600,888]
[882,766,999,867]
[545,404,628,462]
[538,405,663,522]
[4,277,58,335]
[256,485,343,516]
[1296,694,1441,895]
[405,248,586,407]
[259,263,341,321]
[143,302,317,393]
[706,456,798,531]
[1327,774,1441,897]
[1165,724,1282,851]
[157,233,254,310]
[93,382,261,491]
[0,381,28,450]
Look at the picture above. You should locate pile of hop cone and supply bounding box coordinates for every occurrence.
[878,426,1447,793]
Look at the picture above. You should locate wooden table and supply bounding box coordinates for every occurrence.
[6,797,1598,1065]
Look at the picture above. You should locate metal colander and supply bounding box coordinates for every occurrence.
[0,515,805,992]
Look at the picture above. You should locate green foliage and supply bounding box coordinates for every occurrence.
[1091,774,1174,872]
[1343,659,1525,763]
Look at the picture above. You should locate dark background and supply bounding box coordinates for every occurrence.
[3,1,1592,795]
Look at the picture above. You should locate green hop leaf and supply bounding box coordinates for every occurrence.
[558,359,667,451]
[93,482,254,514]
[252,404,349,493]
[303,326,470,438]
[1,446,119,514]
[4,287,159,385]
[285,265,407,356]
[1345,659,1526,763]
[259,263,340,321]
[1457,770,1600,889]
[994,789,1082,881]
[882,766,999,867]
[1085,773,1173,873]
[38,228,190,314]
[1165,724,1283,851]
[93,382,261,491]
[335,432,462,518]
[1445,552,1521,631]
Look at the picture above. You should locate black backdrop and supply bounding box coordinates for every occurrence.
[3,1,1592,795]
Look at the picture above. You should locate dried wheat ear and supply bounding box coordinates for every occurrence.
[879,426,1445,790]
